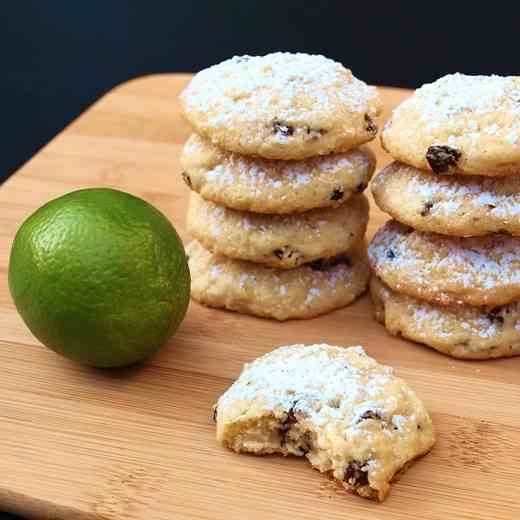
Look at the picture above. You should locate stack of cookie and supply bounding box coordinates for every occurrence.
[368,73,520,359]
[178,53,381,320]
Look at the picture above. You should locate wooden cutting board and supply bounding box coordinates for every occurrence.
[1,75,519,520]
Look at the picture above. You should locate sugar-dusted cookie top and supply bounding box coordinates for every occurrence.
[180,134,375,214]
[382,74,520,176]
[187,192,368,269]
[215,344,434,501]
[187,240,369,321]
[180,53,381,159]
[371,162,520,236]
[368,220,520,307]
[371,276,520,360]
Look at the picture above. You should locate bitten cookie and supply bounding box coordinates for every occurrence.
[368,220,520,307]
[371,277,520,360]
[214,344,435,501]
[381,74,520,176]
[179,53,381,160]
[187,193,369,269]
[371,162,520,236]
[180,134,375,214]
[187,240,369,321]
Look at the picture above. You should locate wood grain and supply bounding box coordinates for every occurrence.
[1,74,519,520]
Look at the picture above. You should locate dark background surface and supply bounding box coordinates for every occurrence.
[2,1,520,518]
[4,1,520,188]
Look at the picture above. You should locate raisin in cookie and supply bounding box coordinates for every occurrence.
[187,240,368,321]
[179,53,381,160]
[180,134,375,214]
[371,277,520,360]
[187,193,368,269]
[368,220,520,307]
[381,74,520,176]
[214,344,435,501]
[372,162,520,236]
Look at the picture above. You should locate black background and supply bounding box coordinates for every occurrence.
[2,1,520,518]
[4,1,520,187]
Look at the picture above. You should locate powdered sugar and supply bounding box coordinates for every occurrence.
[377,278,520,354]
[206,164,234,184]
[506,131,519,145]
[412,300,504,340]
[180,133,375,214]
[393,73,520,146]
[219,345,393,421]
[187,190,368,267]
[404,73,520,124]
[305,287,321,304]
[373,163,520,234]
[195,140,370,191]
[296,173,311,185]
[368,220,520,304]
[181,52,380,127]
[239,273,255,288]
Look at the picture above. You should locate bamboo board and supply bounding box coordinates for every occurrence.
[0,74,519,520]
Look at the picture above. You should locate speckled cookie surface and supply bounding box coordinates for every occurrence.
[179,53,381,160]
[180,134,375,214]
[187,193,369,268]
[372,162,520,236]
[381,74,520,176]
[187,240,369,321]
[368,220,520,307]
[371,277,520,360]
[214,344,435,501]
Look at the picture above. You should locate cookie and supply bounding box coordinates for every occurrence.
[180,134,375,214]
[214,344,435,501]
[371,277,520,360]
[179,53,381,160]
[187,192,369,269]
[371,162,520,236]
[368,220,520,307]
[187,240,369,321]
[381,73,520,176]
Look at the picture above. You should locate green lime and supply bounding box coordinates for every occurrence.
[8,188,190,368]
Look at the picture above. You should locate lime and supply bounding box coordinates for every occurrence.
[8,188,190,367]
